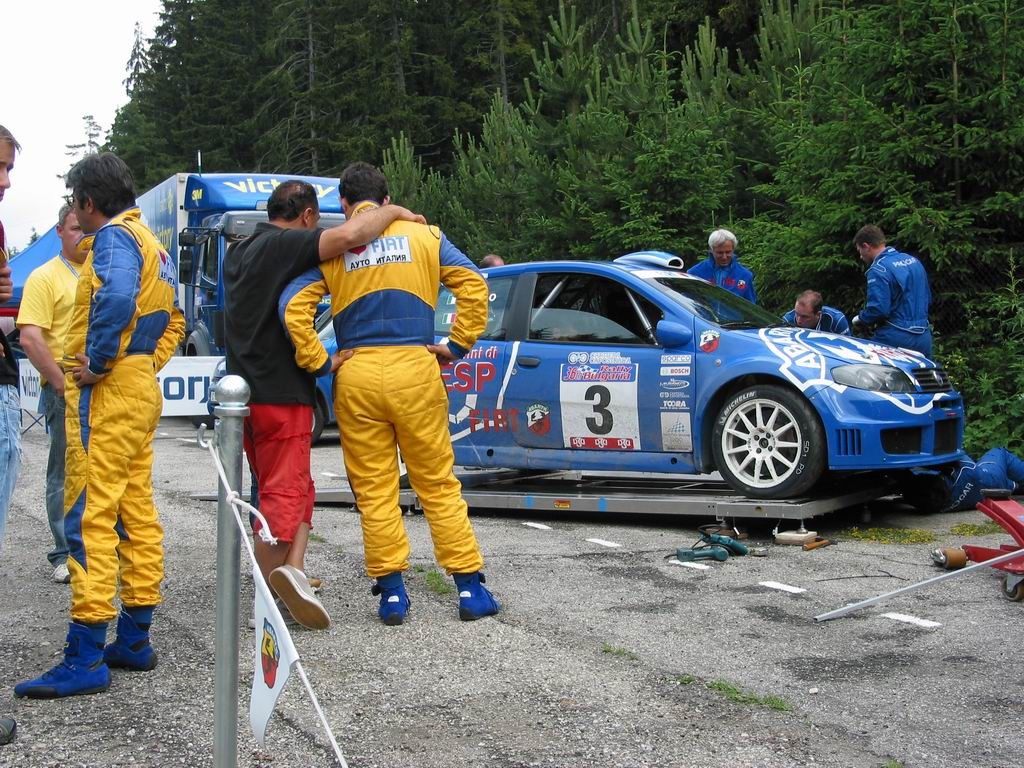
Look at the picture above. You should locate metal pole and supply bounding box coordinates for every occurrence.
[814,547,1024,622]
[212,375,250,768]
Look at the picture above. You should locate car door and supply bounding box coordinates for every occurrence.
[503,271,684,458]
[439,275,518,453]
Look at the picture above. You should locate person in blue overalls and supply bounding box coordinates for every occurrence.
[903,448,1024,514]
[783,290,850,334]
[851,224,932,356]
[687,228,757,303]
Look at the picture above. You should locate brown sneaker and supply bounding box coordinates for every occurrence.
[269,565,331,630]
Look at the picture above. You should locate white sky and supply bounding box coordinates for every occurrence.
[4,1,162,251]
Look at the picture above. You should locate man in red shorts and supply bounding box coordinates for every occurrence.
[224,179,422,629]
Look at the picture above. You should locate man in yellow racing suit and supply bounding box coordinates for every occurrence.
[279,162,499,625]
[16,153,184,699]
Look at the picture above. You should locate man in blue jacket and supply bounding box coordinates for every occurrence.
[783,290,850,334]
[904,448,1024,514]
[851,225,932,356]
[687,228,756,303]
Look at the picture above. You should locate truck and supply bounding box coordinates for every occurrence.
[136,172,345,357]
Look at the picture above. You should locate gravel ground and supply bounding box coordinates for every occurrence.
[1,416,1022,768]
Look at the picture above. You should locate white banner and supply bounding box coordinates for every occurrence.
[250,564,300,745]
[18,355,221,417]
[17,358,42,414]
[157,356,220,416]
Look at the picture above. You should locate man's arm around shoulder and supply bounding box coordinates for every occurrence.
[318,205,426,262]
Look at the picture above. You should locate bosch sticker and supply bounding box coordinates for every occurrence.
[660,366,690,376]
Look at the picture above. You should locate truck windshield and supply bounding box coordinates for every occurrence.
[643,275,782,328]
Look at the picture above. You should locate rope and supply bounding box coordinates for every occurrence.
[201,427,348,768]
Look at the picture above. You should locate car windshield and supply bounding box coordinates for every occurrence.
[642,274,783,328]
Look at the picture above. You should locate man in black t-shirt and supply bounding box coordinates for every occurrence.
[224,179,421,630]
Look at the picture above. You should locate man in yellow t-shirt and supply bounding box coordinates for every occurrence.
[16,204,85,583]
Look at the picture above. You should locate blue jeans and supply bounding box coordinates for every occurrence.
[0,383,22,554]
[40,384,69,566]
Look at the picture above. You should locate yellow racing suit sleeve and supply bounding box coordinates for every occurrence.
[154,306,186,372]
[438,232,488,357]
[278,267,332,375]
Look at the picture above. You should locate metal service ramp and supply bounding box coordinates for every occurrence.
[314,469,891,521]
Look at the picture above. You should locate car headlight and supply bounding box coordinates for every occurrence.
[831,364,915,392]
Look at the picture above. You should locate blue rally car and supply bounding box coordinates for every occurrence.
[310,251,964,499]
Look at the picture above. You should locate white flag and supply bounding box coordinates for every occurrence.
[250,564,300,744]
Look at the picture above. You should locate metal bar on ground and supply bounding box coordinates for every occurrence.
[212,376,250,768]
[814,546,1024,622]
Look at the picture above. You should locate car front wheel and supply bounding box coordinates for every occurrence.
[712,384,825,499]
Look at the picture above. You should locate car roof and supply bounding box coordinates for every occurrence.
[479,251,702,281]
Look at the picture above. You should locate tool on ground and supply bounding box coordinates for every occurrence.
[959,490,1024,600]
[815,491,1024,621]
[698,524,749,556]
[675,545,730,562]
[802,537,835,551]
[931,547,967,569]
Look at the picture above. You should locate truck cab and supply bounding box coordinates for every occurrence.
[177,209,345,356]
[142,172,344,357]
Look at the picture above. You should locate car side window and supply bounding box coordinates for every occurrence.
[528,273,662,345]
[435,276,514,341]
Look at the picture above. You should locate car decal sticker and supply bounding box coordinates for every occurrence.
[759,327,944,415]
[661,412,693,452]
[559,363,640,450]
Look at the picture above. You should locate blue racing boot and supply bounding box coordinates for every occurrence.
[14,622,110,699]
[371,572,410,626]
[104,607,158,672]
[453,572,500,621]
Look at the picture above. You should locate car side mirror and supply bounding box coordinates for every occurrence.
[656,319,693,348]
[178,248,193,284]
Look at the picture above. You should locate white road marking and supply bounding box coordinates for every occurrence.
[669,559,711,570]
[175,438,197,444]
[523,522,552,530]
[158,432,169,436]
[321,471,344,478]
[759,581,806,594]
[586,538,622,548]
[882,612,941,629]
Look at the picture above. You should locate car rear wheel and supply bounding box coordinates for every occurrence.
[712,384,825,499]
[312,395,327,444]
